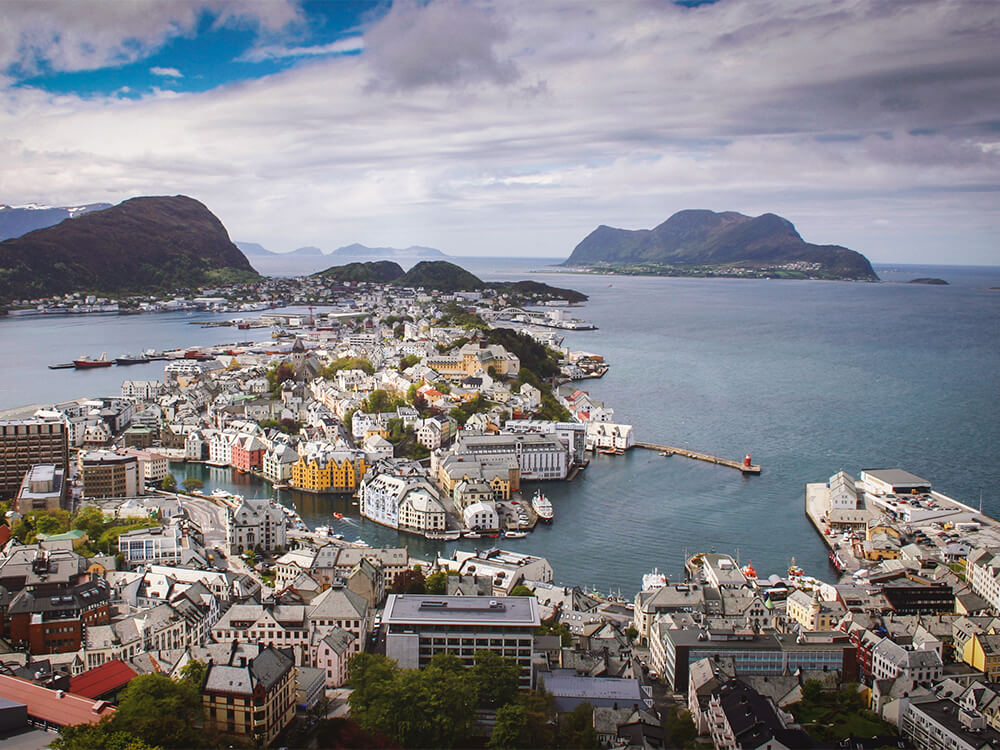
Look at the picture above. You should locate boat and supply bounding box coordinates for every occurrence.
[427,530,462,541]
[531,490,554,522]
[114,353,150,365]
[353,538,371,547]
[464,531,482,539]
[504,531,528,539]
[73,353,113,368]
[333,512,344,520]
[641,568,668,591]
[48,363,75,370]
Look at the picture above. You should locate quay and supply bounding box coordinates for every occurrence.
[635,441,761,474]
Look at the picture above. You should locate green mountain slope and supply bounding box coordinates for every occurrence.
[313,261,405,283]
[0,195,259,300]
[564,209,878,280]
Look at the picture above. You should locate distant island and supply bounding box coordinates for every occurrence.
[314,259,588,302]
[563,209,879,281]
[236,240,448,259]
[908,278,949,285]
[0,195,258,300]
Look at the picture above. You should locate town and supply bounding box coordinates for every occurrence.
[0,275,995,750]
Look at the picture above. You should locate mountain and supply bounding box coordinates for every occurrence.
[236,241,276,256]
[564,209,878,280]
[313,261,405,284]
[329,243,448,259]
[0,195,259,300]
[290,246,324,256]
[395,261,484,292]
[0,202,112,240]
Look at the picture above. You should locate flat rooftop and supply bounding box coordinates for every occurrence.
[384,594,540,626]
[863,468,931,487]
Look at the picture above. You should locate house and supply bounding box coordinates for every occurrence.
[226,498,287,555]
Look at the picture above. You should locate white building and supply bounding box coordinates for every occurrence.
[263,443,299,484]
[118,524,185,566]
[359,473,447,534]
[462,501,499,531]
[226,497,287,554]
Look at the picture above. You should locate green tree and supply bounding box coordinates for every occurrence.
[802,678,824,703]
[399,354,420,369]
[664,707,698,749]
[473,650,521,707]
[425,570,448,594]
[510,584,534,597]
[178,659,207,690]
[625,625,638,641]
[489,704,528,750]
[72,505,106,539]
[159,473,177,491]
[181,477,204,493]
[393,566,426,594]
[557,702,599,749]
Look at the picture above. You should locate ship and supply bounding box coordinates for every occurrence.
[114,353,151,365]
[641,568,668,591]
[73,353,113,368]
[531,490,554,522]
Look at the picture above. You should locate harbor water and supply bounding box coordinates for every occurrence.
[4,259,999,595]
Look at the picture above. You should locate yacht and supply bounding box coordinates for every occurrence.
[531,490,553,522]
[641,568,668,591]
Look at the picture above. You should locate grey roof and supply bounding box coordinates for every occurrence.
[863,468,931,487]
[320,628,356,655]
[306,587,368,620]
[384,594,540,626]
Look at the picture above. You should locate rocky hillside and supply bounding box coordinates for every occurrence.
[564,209,878,280]
[0,195,258,300]
[313,260,405,283]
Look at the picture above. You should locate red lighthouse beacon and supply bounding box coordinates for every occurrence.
[744,453,752,468]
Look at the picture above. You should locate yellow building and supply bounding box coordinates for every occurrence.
[292,450,367,493]
[964,632,1000,680]
[425,342,520,378]
[785,590,846,631]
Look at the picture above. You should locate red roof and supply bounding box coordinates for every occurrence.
[0,675,116,726]
[0,525,10,546]
[69,659,138,699]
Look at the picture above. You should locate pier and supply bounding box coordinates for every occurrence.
[635,442,762,474]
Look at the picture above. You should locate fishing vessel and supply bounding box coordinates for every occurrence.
[531,490,553,522]
[73,353,113,368]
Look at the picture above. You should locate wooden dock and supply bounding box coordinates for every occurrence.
[635,442,762,474]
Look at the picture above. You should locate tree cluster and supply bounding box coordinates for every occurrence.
[322,356,375,378]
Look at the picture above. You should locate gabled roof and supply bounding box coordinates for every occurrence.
[69,659,138,699]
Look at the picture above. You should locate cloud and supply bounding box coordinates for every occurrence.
[0,0,301,76]
[150,66,183,78]
[237,36,364,63]
[363,0,519,91]
[0,0,998,264]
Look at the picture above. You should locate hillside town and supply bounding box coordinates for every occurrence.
[0,276,998,749]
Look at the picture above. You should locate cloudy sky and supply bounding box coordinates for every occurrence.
[1,0,998,264]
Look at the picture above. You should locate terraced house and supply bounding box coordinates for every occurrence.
[291,446,367,493]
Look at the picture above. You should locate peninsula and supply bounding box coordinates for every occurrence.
[563,209,879,281]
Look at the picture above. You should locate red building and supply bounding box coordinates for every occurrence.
[231,435,267,472]
[7,579,111,654]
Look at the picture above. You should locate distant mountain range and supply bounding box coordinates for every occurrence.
[236,241,447,259]
[0,196,258,300]
[0,202,112,240]
[564,209,878,281]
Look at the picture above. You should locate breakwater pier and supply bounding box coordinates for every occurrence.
[635,442,762,474]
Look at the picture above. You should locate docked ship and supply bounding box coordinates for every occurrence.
[73,353,113,368]
[114,353,151,365]
[531,490,554,522]
[641,568,668,591]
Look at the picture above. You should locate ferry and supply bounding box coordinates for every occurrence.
[641,568,668,591]
[531,490,554,522]
[74,353,113,368]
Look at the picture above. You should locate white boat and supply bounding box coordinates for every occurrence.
[641,568,668,591]
[427,530,462,541]
[211,488,229,499]
[531,490,553,522]
[464,531,482,539]
[504,531,528,539]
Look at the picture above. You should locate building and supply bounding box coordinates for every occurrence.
[16,464,67,512]
[708,678,814,750]
[117,525,186,566]
[312,629,356,688]
[450,432,569,481]
[226,498,287,554]
[231,434,268,472]
[291,448,367,493]
[0,418,69,499]
[651,626,857,692]
[861,468,932,497]
[7,578,111,654]
[0,675,116,729]
[359,473,447,534]
[202,643,295,746]
[785,590,847,631]
[383,594,540,687]
[79,451,139,498]
[902,697,1000,750]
